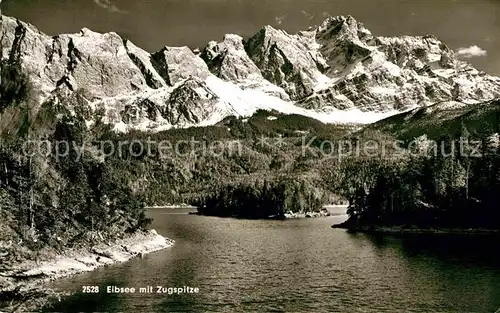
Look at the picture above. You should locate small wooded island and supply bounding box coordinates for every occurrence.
[193,176,328,219]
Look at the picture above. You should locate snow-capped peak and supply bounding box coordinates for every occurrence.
[0,13,499,133]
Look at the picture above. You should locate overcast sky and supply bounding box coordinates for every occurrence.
[2,0,499,75]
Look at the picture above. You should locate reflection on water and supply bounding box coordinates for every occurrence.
[46,208,500,312]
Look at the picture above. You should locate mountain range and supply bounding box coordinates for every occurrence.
[1,14,499,132]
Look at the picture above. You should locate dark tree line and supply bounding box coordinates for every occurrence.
[195,177,325,218]
[335,135,500,230]
[0,115,152,256]
[0,60,152,263]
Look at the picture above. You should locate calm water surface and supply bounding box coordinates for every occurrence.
[46,207,500,312]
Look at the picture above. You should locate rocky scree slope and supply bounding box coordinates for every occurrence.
[1,14,499,132]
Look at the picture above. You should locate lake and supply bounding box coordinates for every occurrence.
[46,207,500,312]
[2,0,500,76]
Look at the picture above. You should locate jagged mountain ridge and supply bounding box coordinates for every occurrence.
[1,14,499,132]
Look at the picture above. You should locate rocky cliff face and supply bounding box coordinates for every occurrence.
[245,26,329,100]
[298,16,500,112]
[1,14,499,131]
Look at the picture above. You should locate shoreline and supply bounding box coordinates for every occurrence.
[190,210,333,219]
[284,210,332,219]
[191,205,344,219]
[332,222,500,236]
[0,229,174,312]
[146,204,197,209]
[161,204,346,219]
